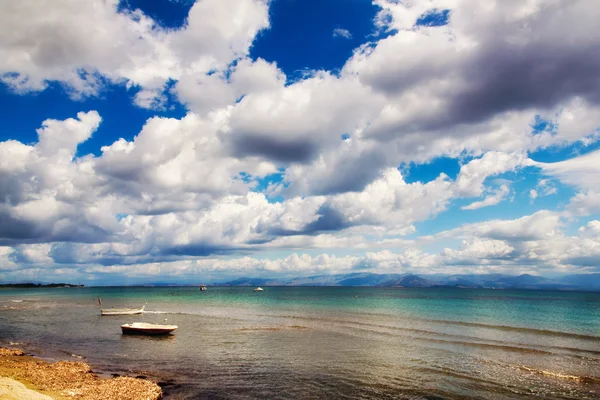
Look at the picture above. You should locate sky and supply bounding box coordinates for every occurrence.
[1,0,600,285]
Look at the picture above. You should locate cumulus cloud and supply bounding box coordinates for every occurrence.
[227,72,384,164]
[567,191,600,216]
[355,0,600,134]
[441,239,516,265]
[0,111,111,245]
[5,214,600,283]
[0,110,537,264]
[434,215,600,273]
[244,0,600,194]
[442,210,564,242]
[0,0,269,106]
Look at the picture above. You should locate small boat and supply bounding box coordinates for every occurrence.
[121,322,178,335]
[100,305,145,316]
[200,285,207,291]
[253,287,264,292]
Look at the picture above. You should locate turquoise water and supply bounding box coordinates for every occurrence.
[1,287,599,399]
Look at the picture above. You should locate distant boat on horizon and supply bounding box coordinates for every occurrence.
[253,287,264,292]
[200,285,207,291]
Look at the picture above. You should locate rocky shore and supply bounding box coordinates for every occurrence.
[0,347,162,399]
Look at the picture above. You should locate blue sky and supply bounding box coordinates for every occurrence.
[0,0,599,285]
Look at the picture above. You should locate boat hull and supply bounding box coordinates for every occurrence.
[121,323,178,335]
[100,306,144,316]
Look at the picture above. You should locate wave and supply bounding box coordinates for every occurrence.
[428,319,600,341]
[261,312,600,343]
[518,366,600,384]
[267,311,600,341]
[238,325,308,332]
[340,323,556,355]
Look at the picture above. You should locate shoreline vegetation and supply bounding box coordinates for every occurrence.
[0,283,84,289]
[0,347,161,399]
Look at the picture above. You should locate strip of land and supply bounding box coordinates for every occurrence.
[0,347,161,399]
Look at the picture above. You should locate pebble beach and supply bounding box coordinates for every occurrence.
[0,347,161,400]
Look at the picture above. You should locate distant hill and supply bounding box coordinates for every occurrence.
[383,274,436,287]
[558,274,600,290]
[221,272,598,291]
[224,277,274,286]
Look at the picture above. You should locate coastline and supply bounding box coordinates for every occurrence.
[0,347,162,399]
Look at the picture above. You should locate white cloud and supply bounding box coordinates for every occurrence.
[461,184,510,210]
[434,213,600,272]
[174,57,286,114]
[578,221,600,238]
[536,179,557,197]
[342,0,600,159]
[443,210,564,242]
[5,207,600,281]
[226,72,384,163]
[567,191,600,216]
[0,247,18,271]
[535,149,600,192]
[529,189,538,202]
[0,0,269,106]
[36,111,102,157]
[0,108,550,266]
[0,111,112,244]
[441,238,516,265]
[333,28,352,39]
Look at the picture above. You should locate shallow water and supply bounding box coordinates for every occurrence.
[1,287,599,399]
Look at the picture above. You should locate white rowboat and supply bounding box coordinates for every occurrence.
[100,305,145,316]
[121,322,178,335]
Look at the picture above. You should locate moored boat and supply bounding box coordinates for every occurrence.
[200,285,207,291]
[253,287,264,292]
[100,305,145,316]
[121,322,178,335]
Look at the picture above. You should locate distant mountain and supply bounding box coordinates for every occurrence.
[383,274,436,287]
[221,272,599,291]
[493,274,568,289]
[223,277,274,286]
[433,273,507,288]
[337,273,408,286]
[224,273,436,288]
[558,274,600,290]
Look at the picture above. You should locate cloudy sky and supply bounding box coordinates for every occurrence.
[1,0,599,285]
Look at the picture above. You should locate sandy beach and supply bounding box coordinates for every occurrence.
[0,347,161,400]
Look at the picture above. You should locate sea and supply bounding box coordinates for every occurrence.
[1,286,599,399]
